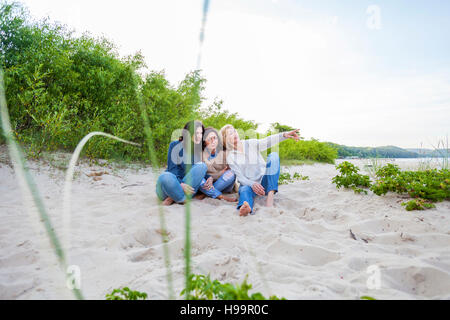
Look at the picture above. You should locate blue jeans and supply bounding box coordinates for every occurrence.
[237,152,280,214]
[156,163,207,203]
[200,170,236,199]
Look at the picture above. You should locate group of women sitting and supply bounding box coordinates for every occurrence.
[155,120,300,216]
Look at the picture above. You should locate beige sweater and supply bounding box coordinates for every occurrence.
[202,149,227,181]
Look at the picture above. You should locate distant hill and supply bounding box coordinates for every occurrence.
[326,143,420,159]
[405,148,450,158]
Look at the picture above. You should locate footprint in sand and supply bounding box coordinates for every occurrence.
[266,239,341,267]
[383,266,450,298]
[120,228,172,250]
[128,248,156,262]
[0,250,39,268]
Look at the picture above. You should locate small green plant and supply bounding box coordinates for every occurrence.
[401,199,436,211]
[181,274,286,300]
[375,163,401,178]
[293,172,309,180]
[105,287,148,300]
[332,161,371,194]
[279,171,309,185]
[360,296,376,300]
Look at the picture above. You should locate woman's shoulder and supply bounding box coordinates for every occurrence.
[169,140,182,148]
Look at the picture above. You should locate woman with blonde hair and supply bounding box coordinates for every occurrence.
[220,124,300,216]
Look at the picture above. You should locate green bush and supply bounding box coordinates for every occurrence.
[370,167,449,203]
[104,275,285,301]
[332,161,371,194]
[181,274,285,300]
[278,139,337,164]
[332,161,449,210]
[105,287,148,300]
[401,199,436,211]
[197,99,258,133]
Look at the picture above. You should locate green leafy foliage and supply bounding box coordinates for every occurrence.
[279,172,309,185]
[332,161,371,195]
[141,70,206,163]
[197,99,258,133]
[105,287,148,300]
[104,275,286,301]
[332,161,449,210]
[181,274,286,300]
[370,167,450,203]
[264,124,337,164]
[401,199,436,211]
[360,296,376,300]
[273,138,338,164]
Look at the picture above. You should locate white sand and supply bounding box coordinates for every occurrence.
[1,153,449,300]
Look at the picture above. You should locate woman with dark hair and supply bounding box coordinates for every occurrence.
[156,120,208,206]
[198,127,237,202]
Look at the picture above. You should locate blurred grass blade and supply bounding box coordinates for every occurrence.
[183,0,211,300]
[138,94,175,300]
[0,69,83,300]
[62,132,141,256]
[196,0,210,70]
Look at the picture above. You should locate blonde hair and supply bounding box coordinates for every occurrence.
[220,124,235,151]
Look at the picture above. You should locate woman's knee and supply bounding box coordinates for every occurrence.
[239,185,252,195]
[268,152,280,162]
[193,162,208,175]
[158,172,177,187]
[222,169,235,182]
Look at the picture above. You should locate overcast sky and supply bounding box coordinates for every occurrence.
[20,0,450,149]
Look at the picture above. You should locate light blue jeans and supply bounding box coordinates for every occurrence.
[156,163,207,203]
[199,170,236,199]
[237,152,280,214]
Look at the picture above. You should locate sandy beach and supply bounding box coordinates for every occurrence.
[1,152,449,300]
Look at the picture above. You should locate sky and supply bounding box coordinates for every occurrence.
[19,0,450,149]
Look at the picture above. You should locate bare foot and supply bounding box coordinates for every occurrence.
[266,191,275,207]
[162,197,175,206]
[194,193,206,200]
[218,195,238,202]
[239,201,252,216]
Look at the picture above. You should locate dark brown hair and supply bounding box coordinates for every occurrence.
[202,127,222,151]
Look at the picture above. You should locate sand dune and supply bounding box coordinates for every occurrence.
[0,155,449,300]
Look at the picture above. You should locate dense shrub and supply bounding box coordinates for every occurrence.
[332,161,371,194]
[141,70,206,163]
[197,99,258,133]
[277,139,338,164]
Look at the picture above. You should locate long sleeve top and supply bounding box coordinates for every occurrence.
[226,133,287,186]
[166,140,204,182]
[166,140,185,182]
[202,149,227,181]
